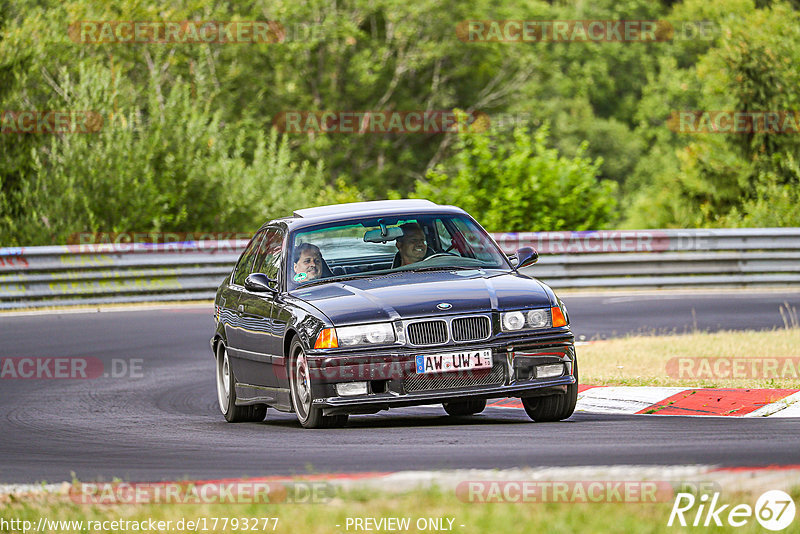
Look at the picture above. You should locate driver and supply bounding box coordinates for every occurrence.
[396,223,428,266]
[293,243,325,282]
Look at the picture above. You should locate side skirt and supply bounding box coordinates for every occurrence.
[235,383,293,411]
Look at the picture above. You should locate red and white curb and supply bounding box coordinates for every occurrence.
[488,386,800,417]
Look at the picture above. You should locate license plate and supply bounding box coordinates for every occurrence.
[415,350,493,374]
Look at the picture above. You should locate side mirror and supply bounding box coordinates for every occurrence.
[513,247,538,270]
[244,273,276,293]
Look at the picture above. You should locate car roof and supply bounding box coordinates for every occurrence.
[264,200,468,231]
[294,199,437,218]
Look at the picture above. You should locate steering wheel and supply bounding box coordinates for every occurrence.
[420,252,458,262]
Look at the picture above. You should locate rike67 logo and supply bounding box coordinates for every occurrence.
[668,490,796,530]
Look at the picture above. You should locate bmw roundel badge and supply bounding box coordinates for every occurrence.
[437,302,453,310]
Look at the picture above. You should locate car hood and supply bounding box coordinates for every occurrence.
[289,269,553,325]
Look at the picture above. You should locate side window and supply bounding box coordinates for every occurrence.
[232,231,266,286]
[453,218,493,261]
[253,228,284,280]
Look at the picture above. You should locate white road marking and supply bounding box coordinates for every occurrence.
[576,386,688,414]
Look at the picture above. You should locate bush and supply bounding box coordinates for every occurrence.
[412,123,617,232]
[0,61,329,245]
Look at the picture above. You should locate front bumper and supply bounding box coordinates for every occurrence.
[305,331,576,415]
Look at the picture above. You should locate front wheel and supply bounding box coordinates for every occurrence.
[215,341,267,423]
[522,359,578,422]
[288,338,348,429]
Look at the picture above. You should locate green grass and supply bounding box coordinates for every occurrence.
[580,328,800,388]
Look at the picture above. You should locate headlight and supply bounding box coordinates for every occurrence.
[501,308,552,332]
[336,323,396,347]
[526,309,548,328]
[501,311,525,331]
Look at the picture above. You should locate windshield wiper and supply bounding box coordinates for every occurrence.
[406,265,482,273]
[300,271,383,288]
[299,266,487,287]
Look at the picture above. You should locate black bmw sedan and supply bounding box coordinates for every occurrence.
[212,199,577,428]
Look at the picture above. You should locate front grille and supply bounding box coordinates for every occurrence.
[403,361,505,393]
[407,320,448,345]
[451,316,491,342]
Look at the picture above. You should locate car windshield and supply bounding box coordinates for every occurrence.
[287,214,510,288]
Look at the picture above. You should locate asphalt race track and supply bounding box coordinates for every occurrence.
[1,290,799,483]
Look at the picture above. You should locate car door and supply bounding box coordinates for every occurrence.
[234,227,284,388]
[225,229,267,382]
[265,237,292,389]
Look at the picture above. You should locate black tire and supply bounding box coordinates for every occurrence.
[216,341,267,423]
[288,338,348,429]
[443,399,487,416]
[522,359,578,422]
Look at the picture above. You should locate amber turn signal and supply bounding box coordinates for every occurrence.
[551,306,567,327]
[314,328,339,349]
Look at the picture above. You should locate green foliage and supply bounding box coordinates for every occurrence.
[413,123,617,232]
[0,57,329,245]
[625,0,800,228]
[1,0,799,245]
[719,168,800,227]
[0,3,332,245]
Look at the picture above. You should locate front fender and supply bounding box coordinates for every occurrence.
[281,297,330,354]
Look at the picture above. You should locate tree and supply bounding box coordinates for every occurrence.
[624,0,800,228]
[412,122,617,231]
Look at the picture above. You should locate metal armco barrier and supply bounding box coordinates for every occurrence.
[1,229,799,309]
[0,241,246,310]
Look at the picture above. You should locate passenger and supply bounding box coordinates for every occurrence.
[292,243,325,282]
[395,223,428,266]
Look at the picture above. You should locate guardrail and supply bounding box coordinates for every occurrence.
[1,228,798,309]
[494,228,800,289]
